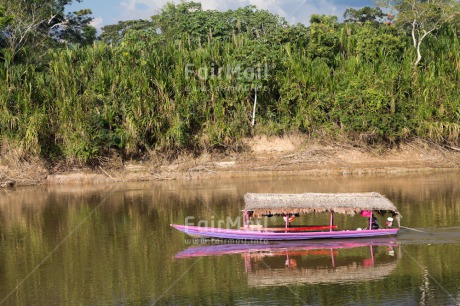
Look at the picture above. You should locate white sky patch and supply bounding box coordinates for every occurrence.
[119,0,166,20]
[118,0,302,21]
[117,0,369,24]
[287,0,373,24]
[289,0,340,24]
[198,0,240,11]
[250,0,288,16]
[90,17,104,33]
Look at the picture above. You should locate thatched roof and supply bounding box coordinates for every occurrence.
[244,192,399,216]
[247,261,398,287]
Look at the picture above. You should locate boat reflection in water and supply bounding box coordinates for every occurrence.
[175,237,400,287]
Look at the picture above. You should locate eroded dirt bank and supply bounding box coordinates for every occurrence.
[1,136,460,187]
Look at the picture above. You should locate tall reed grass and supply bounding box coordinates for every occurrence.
[1,25,459,162]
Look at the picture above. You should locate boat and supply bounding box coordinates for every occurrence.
[170,192,401,241]
[174,238,401,287]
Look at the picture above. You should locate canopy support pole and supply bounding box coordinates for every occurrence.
[244,252,251,272]
[243,211,249,229]
[329,210,334,232]
[369,211,373,230]
[330,248,335,268]
[370,245,374,266]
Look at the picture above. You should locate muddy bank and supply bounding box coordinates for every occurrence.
[2,137,460,186]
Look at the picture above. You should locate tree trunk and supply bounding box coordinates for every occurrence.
[414,40,422,67]
[411,19,417,48]
[414,30,434,68]
[251,87,257,127]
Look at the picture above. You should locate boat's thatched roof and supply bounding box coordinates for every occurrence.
[244,192,399,216]
[247,261,398,287]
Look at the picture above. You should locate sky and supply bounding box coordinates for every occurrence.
[69,0,375,32]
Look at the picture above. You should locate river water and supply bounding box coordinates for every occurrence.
[0,172,459,305]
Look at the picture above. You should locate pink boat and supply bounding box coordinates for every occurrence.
[171,192,401,241]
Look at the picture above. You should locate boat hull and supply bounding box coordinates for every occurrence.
[170,224,399,241]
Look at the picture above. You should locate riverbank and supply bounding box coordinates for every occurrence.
[1,136,460,187]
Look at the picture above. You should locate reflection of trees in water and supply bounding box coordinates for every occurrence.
[1,172,459,229]
[378,173,460,227]
[0,173,459,304]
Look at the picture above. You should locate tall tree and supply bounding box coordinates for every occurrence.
[0,0,95,63]
[147,2,286,44]
[230,41,273,127]
[344,6,386,25]
[99,20,153,45]
[307,14,341,66]
[377,0,460,67]
[52,8,95,45]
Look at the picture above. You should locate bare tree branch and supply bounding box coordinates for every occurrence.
[377,0,460,68]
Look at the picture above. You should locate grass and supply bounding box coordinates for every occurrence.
[1,25,459,163]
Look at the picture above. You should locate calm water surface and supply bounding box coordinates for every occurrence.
[1,172,460,305]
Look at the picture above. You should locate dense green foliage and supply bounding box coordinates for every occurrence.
[1,2,460,163]
[344,6,386,25]
[0,0,95,65]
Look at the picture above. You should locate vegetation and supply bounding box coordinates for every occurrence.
[0,0,95,64]
[1,1,460,163]
[377,0,460,67]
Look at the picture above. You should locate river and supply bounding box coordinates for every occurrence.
[1,172,459,305]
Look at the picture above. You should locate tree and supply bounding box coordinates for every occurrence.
[230,5,288,40]
[226,39,276,128]
[151,1,204,41]
[354,25,405,61]
[0,0,95,63]
[377,0,460,67]
[52,8,95,45]
[99,20,154,45]
[307,15,341,66]
[344,6,386,25]
[147,2,287,44]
